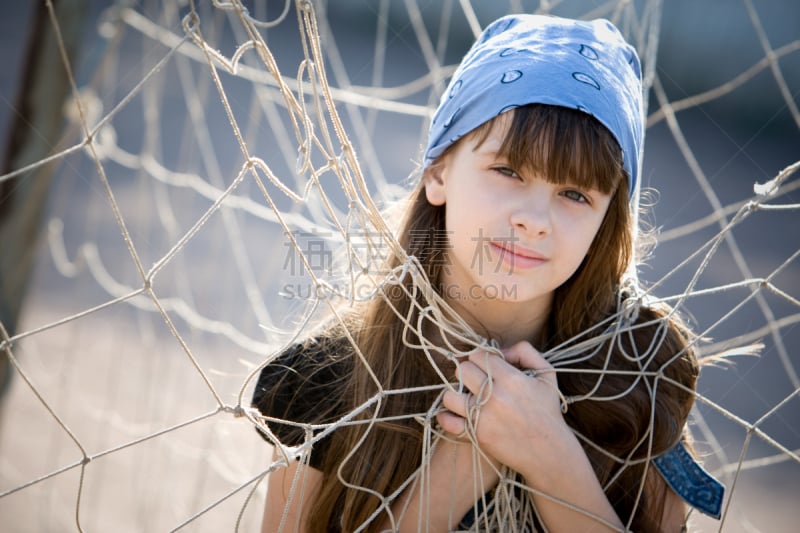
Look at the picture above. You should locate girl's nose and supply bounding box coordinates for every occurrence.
[509,194,551,237]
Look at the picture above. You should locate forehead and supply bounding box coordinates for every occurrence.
[462,112,513,155]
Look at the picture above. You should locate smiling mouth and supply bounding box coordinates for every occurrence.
[490,242,547,269]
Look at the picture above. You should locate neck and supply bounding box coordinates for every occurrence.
[448,293,552,349]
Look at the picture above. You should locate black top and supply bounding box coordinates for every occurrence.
[251,336,352,470]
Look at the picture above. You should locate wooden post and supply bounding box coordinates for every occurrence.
[0,0,88,396]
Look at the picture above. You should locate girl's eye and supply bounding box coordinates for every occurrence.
[493,166,520,179]
[562,189,589,203]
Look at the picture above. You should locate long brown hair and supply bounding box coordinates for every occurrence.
[307,105,698,531]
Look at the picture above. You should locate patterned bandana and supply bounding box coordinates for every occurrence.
[424,14,645,199]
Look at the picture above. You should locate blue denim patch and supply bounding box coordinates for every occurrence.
[654,441,724,519]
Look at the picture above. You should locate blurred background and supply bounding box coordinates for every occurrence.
[0,1,797,531]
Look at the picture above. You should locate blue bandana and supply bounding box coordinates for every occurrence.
[424,14,644,198]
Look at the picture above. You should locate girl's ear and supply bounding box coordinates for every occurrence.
[423,164,447,206]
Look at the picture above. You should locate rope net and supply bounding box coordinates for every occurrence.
[0,0,798,531]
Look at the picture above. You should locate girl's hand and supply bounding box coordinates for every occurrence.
[436,341,576,488]
[437,341,624,531]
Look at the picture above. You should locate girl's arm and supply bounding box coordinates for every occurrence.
[264,442,497,533]
[378,437,500,531]
[261,452,322,533]
[647,466,690,532]
[439,342,625,532]
[519,428,624,531]
[660,490,688,532]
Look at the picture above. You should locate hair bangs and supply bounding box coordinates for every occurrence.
[473,105,625,195]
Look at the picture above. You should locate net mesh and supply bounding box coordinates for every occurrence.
[0,0,798,531]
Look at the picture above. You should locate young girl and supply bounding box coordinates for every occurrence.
[251,14,723,532]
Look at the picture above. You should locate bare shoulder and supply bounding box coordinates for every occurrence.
[261,453,324,533]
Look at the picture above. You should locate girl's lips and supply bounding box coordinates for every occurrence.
[490,242,547,269]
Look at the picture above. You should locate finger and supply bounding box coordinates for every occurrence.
[467,349,512,382]
[442,389,471,417]
[457,359,490,396]
[502,341,556,384]
[436,410,467,437]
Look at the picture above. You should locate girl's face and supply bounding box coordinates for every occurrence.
[424,118,612,320]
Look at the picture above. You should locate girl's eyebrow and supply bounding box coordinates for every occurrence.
[474,143,504,157]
